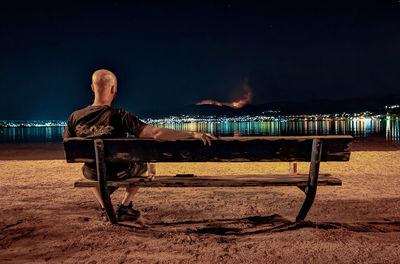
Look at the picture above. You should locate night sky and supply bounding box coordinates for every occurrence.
[1,0,400,119]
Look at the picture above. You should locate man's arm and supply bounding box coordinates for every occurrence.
[138,125,217,146]
[62,115,75,138]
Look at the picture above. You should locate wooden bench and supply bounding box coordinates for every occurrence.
[63,136,352,225]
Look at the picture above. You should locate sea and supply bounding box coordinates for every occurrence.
[0,117,399,144]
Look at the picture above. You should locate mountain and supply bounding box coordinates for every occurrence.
[139,94,400,118]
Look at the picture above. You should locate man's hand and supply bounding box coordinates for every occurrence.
[193,132,218,146]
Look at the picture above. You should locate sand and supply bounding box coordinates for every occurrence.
[1,150,400,263]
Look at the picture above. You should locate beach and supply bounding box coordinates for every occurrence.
[1,140,400,263]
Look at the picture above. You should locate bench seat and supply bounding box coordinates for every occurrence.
[74,174,341,188]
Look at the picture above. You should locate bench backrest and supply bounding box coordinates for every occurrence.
[63,136,352,163]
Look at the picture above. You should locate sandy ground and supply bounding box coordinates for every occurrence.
[1,150,400,263]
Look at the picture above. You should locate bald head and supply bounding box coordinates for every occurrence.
[91,69,118,106]
[92,69,117,93]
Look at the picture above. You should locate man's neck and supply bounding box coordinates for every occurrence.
[91,103,110,106]
[92,100,111,107]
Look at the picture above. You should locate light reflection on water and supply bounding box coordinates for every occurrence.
[0,126,65,143]
[152,118,400,143]
[0,118,399,143]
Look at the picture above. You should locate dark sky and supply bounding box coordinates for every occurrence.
[1,0,400,119]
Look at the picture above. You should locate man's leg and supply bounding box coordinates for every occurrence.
[120,163,147,206]
[82,166,107,210]
[121,186,139,206]
[117,186,141,221]
[92,187,105,208]
[117,166,148,221]
[91,182,140,209]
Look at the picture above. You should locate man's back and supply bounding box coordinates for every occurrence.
[63,105,146,139]
[63,104,148,180]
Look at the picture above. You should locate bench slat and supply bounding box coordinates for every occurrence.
[64,136,352,163]
[74,174,341,188]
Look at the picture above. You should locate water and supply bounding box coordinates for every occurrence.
[152,117,400,143]
[0,126,66,143]
[0,117,399,143]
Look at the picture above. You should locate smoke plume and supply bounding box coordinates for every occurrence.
[196,79,253,109]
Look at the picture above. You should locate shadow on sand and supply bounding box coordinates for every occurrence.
[119,214,400,236]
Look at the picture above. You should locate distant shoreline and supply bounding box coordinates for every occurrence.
[0,136,399,160]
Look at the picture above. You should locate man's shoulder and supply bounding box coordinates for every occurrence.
[112,108,128,115]
[68,105,90,116]
[69,105,111,119]
[67,105,139,123]
[113,108,141,120]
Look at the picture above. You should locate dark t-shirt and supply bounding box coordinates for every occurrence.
[63,105,147,179]
[63,105,146,139]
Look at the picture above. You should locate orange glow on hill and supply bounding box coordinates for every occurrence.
[196,80,253,109]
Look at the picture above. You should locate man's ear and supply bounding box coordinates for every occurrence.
[91,84,95,92]
[111,85,116,94]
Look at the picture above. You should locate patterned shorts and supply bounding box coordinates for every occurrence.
[82,162,148,181]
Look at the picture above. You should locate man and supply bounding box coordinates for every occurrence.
[63,69,216,221]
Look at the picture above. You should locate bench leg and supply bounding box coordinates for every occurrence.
[94,139,118,225]
[296,138,322,222]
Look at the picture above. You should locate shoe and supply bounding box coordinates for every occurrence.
[117,201,141,222]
